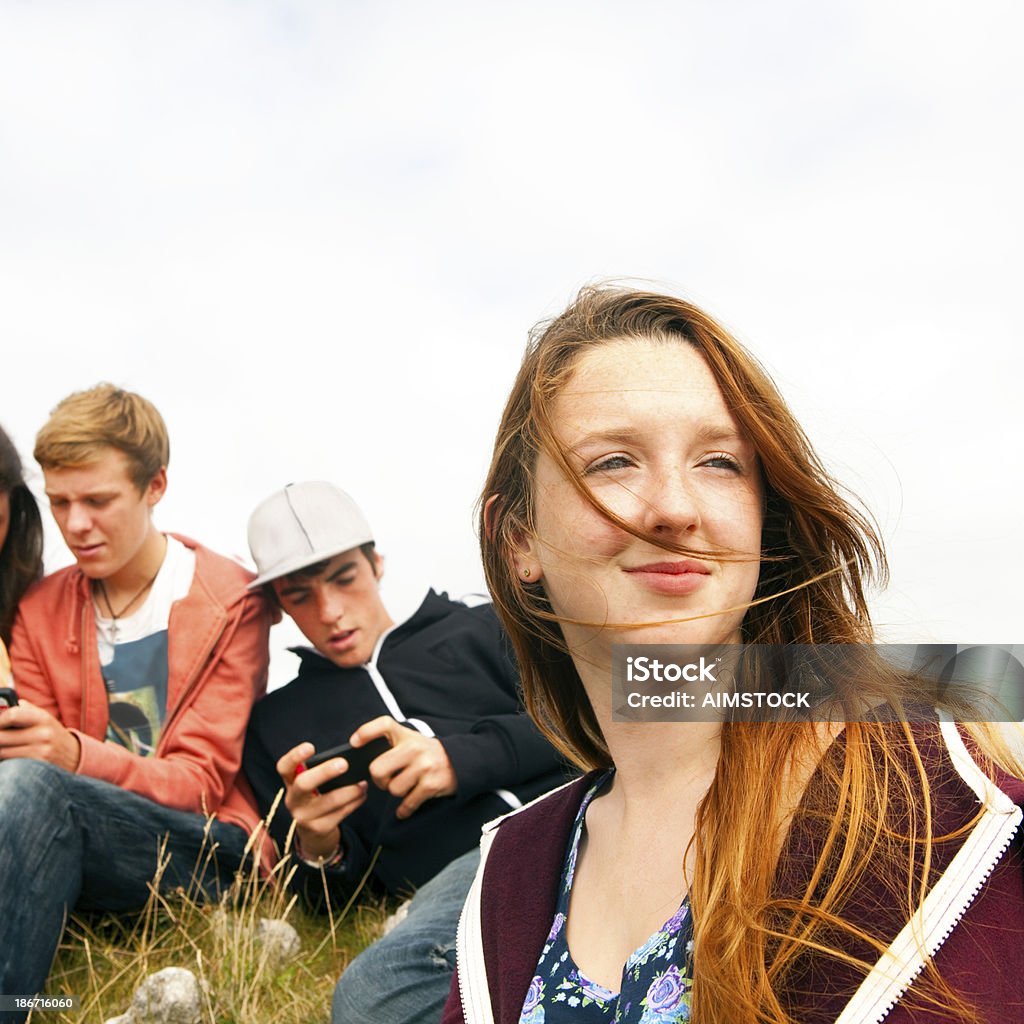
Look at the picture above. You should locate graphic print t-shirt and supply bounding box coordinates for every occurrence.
[95,537,195,756]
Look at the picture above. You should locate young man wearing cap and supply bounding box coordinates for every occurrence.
[242,481,567,1024]
[0,385,273,1009]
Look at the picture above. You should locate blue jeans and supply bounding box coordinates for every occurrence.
[331,847,480,1024]
[0,759,248,1013]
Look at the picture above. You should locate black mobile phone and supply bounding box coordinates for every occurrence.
[0,687,18,709]
[303,736,392,793]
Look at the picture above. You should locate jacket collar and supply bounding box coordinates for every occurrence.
[66,532,248,606]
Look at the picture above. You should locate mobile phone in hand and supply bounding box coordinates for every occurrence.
[303,736,392,793]
[0,687,18,710]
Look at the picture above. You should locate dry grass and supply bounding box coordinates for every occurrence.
[30,837,390,1024]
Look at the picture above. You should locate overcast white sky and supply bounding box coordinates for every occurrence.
[2,1,1021,688]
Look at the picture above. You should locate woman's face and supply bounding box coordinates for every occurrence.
[0,490,9,555]
[520,338,763,655]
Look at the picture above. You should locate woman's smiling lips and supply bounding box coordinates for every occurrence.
[623,560,712,596]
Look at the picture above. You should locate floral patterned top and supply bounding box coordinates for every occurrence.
[519,772,693,1024]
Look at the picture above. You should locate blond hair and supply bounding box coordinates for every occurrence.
[34,383,169,491]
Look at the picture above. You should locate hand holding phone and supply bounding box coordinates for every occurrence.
[301,735,392,793]
[346,716,458,819]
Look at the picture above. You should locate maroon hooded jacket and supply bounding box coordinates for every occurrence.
[444,721,1024,1024]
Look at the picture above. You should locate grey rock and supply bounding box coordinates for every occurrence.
[103,966,203,1024]
[256,917,301,968]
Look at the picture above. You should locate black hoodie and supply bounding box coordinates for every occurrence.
[242,590,570,907]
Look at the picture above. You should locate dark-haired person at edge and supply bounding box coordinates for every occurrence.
[241,481,569,1024]
[0,385,273,1018]
[0,425,44,690]
[443,288,1024,1024]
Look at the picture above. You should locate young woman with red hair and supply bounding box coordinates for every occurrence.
[444,287,1024,1024]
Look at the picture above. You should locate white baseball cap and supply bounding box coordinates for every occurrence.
[247,481,374,588]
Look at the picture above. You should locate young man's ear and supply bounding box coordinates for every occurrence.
[371,550,385,581]
[485,494,543,584]
[144,467,168,509]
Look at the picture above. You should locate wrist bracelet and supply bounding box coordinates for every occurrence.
[294,836,344,869]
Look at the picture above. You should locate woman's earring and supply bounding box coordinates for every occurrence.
[522,568,531,578]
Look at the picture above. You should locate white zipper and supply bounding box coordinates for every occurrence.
[456,826,499,1024]
[454,777,584,1024]
[835,718,1022,1024]
[363,622,442,739]
[364,622,405,721]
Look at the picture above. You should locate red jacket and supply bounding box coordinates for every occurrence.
[445,721,1024,1024]
[9,534,276,869]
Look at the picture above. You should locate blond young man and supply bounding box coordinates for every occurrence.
[0,384,273,1010]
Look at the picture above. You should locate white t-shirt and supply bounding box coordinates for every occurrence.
[94,536,195,755]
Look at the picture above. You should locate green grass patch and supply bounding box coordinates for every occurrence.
[32,849,389,1024]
